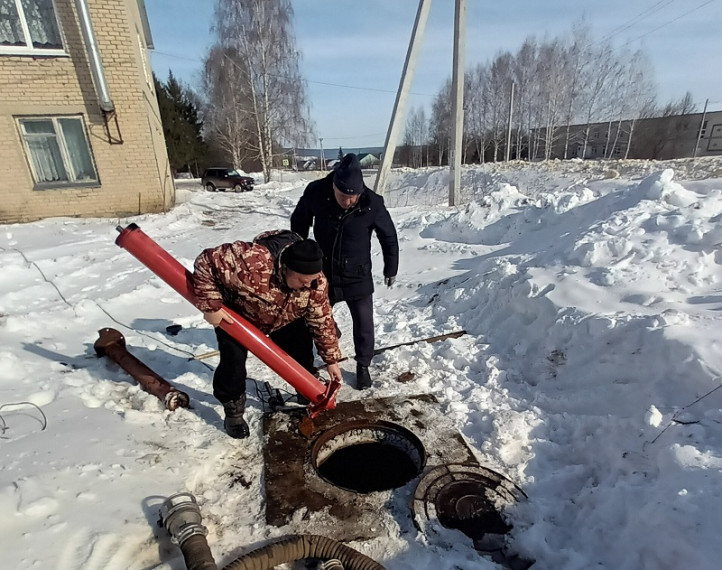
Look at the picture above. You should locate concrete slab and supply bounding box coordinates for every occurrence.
[262,394,477,542]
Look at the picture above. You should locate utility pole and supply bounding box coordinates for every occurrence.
[374,0,432,197]
[319,137,325,171]
[448,0,466,206]
[693,98,709,160]
[505,81,515,162]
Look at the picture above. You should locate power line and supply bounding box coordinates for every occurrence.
[598,0,676,44]
[621,0,716,46]
[316,133,387,142]
[151,50,200,63]
[151,49,434,97]
[304,78,432,96]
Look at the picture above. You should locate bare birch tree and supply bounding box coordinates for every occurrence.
[604,49,656,159]
[575,40,621,158]
[511,38,538,160]
[204,0,313,182]
[203,45,254,169]
[431,22,666,163]
[465,64,490,163]
[402,106,428,168]
[559,23,594,158]
[429,80,452,165]
[486,52,515,162]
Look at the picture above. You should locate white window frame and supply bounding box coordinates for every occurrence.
[136,27,153,91]
[17,115,99,189]
[0,0,66,56]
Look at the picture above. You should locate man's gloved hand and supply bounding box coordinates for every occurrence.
[385,276,396,287]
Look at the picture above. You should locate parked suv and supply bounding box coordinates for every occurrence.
[201,168,254,192]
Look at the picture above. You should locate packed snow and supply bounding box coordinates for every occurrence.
[1,157,722,569]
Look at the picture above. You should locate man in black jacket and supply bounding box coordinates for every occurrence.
[291,153,399,389]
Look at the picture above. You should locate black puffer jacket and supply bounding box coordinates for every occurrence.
[291,172,399,303]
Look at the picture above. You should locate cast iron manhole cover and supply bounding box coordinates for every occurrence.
[413,463,525,550]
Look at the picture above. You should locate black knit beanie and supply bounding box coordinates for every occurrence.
[281,239,324,274]
[333,153,365,195]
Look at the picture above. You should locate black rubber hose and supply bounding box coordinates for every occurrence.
[180,534,218,570]
[221,534,385,570]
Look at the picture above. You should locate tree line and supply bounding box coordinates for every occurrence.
[155,5,698,178]
[401,22,697,166]
[156,0,312,181]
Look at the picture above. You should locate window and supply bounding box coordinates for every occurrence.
[136,28,152,90]
[18,116,98,187]
[0,0,64,54]
[709,124,722,152]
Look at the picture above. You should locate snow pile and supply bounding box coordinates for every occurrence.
[1,156,722,569]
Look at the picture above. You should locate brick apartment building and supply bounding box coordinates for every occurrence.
[0,0,173,223]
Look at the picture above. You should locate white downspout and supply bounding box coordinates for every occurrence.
[74,0,115,112]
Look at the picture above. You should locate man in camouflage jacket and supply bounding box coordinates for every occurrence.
[193,230,342,438]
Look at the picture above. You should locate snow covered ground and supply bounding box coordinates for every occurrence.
[1,157,721,569]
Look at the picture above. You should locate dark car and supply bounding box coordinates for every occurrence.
[201,168,254,192]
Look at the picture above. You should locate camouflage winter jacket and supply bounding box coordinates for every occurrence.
[192,231,342,364]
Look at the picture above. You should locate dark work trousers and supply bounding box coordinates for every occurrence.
[334,294,374,367]
[212,318,314,403]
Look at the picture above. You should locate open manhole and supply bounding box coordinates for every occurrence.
[310,420,426,493]
[413,463,526,551]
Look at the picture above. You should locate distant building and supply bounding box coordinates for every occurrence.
[0,0,173,223]
[534,111,722,161]
[283,147,385,171]
[358,153,381,169]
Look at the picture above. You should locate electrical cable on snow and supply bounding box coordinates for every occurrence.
[11,247,78,316]
[92,301,215,371]
[0,402,47,437]
[6,244,214,371]
[647,376,722,447]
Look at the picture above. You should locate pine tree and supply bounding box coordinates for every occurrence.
[154,71,207,176]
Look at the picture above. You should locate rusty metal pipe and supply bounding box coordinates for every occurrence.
[115,224,339,417]
[94,327,190,411]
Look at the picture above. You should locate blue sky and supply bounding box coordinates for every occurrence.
[146,0,722,148]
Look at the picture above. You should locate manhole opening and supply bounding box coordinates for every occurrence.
[311,420,426,493]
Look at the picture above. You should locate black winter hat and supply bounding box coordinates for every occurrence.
[333,153,365,195]
[281,239,324,274]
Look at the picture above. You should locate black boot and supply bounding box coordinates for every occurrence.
[356,364,372,389]
[222,395,249,439]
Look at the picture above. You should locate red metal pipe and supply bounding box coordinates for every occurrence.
[115,224,339,416]
[94,327,190,411]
